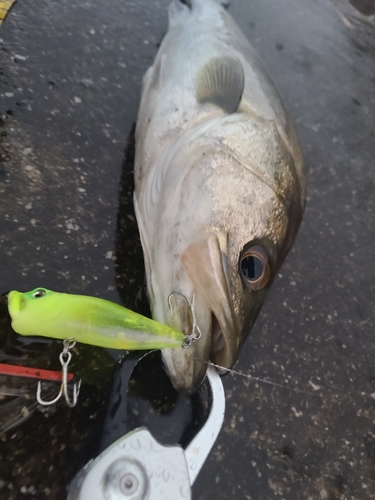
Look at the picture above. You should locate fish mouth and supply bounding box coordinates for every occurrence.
[161,233,239,394]
[7,291,26,319]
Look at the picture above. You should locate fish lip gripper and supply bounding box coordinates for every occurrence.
[67,364,225,500]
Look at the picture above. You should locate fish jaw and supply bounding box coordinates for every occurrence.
[159,233,240,394]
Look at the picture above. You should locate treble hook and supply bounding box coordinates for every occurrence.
[167,291,202,348]
[36,338,81,408]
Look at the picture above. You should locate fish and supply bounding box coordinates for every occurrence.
[134,0,306,394]
[7,288,185,350]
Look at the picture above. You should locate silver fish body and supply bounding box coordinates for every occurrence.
[134,0,306,393]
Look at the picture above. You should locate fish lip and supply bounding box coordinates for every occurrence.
[162,296,238,393]
[161,305,236,394]
[162,349,208,396]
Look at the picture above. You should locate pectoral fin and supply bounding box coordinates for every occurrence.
[196,56,244,113]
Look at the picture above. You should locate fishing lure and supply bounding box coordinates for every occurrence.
[7,288,185,350]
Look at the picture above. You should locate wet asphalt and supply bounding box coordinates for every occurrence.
[0,0,375,498]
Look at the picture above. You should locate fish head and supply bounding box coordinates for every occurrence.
[136,114,305,394]
[7,288,61,336]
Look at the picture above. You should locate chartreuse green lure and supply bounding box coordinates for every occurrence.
[7,288,184,350]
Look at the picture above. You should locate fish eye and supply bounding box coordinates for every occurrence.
[32,288,47,298]
[239,245,270,291]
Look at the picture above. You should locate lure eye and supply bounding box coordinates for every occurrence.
[239,245,270,291]
[32,288,46,298]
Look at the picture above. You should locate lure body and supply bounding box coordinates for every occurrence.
[7,288,184,350]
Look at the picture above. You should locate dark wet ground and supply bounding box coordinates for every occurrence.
[0,0,374,498]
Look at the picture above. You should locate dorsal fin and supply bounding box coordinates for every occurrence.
[196,56,244,113]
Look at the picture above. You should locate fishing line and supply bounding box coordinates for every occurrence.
[197,358,375,419]
[199,359,323,398]
[181,298,371,405]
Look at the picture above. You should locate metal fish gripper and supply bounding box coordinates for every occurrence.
[67,364,225,500]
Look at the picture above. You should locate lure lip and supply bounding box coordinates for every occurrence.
[7,290,26,318]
